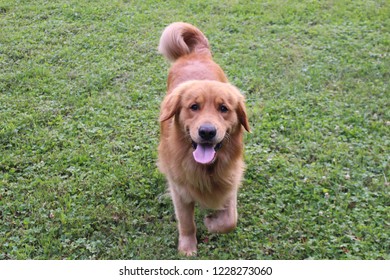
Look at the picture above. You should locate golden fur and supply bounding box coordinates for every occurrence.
[158,22,250,256]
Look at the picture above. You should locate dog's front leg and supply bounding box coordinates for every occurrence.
[170,187,197,256]
[204,190,238,233]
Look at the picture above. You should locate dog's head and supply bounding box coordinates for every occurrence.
[160,80,250,165]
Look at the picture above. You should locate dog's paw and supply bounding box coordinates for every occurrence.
[204,212,236,234]
[178,235,197,257]
[179,248,197,257]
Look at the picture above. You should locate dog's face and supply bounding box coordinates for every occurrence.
[160,80,250,165]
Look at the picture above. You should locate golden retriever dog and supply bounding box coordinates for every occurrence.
[157,22,250,256]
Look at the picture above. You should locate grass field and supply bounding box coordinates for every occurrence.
[0,0,389,259]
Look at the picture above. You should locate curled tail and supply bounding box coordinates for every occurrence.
[158,22,211,62]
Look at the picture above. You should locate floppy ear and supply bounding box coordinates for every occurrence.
[159,92,181,122]
[237,97,250,132]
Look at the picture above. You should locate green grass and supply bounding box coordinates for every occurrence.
[0,0,389,259]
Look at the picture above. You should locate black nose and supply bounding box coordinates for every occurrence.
[199,124,216,141]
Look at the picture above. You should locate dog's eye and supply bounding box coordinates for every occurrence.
[190,104,199,111]
[220,105,229,113]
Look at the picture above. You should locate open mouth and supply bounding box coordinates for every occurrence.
[191,141,223,165]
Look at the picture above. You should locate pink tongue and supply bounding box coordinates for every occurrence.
[193,144,216,164]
